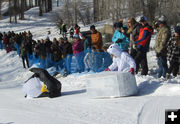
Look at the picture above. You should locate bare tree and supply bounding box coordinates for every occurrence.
[20,0,25,20]
[38,0,43,16]
[0,0,2,20]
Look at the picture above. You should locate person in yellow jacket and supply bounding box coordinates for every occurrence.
[90,25,103,50]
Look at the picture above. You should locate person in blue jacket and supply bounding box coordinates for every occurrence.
[112,22,130,52]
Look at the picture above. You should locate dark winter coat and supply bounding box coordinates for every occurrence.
[45,40,52,54]
[20,46,28,57]
[62,42,73,58]
[39,43,47,59]
[29,68,62,98]
[83,37,91,51]
[167,36,180,63]
[51,43,62,62]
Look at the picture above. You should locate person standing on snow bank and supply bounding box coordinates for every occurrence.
[155,15,171,78]
[105,44,136,75]
[166,26,180,79]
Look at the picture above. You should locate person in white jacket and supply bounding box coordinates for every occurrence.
[105,44,136,75]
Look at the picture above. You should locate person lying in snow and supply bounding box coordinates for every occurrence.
[105,44,136,75]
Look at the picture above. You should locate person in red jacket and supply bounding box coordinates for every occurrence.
[134,16,153,75]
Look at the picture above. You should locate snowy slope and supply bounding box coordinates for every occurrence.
[1,1,180,124]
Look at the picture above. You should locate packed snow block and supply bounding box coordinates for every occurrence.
[85,71,138,98]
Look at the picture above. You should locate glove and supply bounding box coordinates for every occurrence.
[156,53,161,58]
[132,43,137,50]
[129,68,135,75]
[105,68,111,71]
[116,39,123,43]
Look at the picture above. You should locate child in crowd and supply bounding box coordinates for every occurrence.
[105,44,136,75]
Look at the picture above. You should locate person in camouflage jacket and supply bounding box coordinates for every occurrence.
[155,16,171,78]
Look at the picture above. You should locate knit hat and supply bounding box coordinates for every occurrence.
[158,15,167,24]
[139,16,147,22]
[174,26,180,34]
[90,25,96,30]
[116,22,123,28]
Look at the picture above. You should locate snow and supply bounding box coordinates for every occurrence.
[0,1,180,124]
[85,72,138,98]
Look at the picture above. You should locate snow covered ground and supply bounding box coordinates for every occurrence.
[0,1,180,124]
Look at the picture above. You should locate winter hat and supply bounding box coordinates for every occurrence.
[158,15,167,24]
[113,22,118,28]
[74,24,79,29]
[116,22,123,29]
[73,34,80,39]
[119,18,123,23]
[107,44,122,57]
[139,16,148,22]
[90,25,96,30]
[174,26,180,34]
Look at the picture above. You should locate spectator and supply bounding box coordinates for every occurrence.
[134,16,153,75]
[90,25,103,50]
[72,34,85,73]
[62,37,73,75]
[166,26,180,79]
[112,22,129,52]
[19,43,29,68]
[155,15,171,78]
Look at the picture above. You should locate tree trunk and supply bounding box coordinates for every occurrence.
[0,1,2,20]
[20,0,25,20]
[14,0,18,23]
[57,0,59,7]
[48,0,52,12]
[9,0,12,23]
[93,0,99,22]
[35,0,38,6]
[39,0,43,16]
[74,0,77,24]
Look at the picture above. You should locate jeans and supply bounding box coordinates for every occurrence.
[157,56,168,78]
[65,54,72,74]
[0,40,3,50]
[16,44,20,55]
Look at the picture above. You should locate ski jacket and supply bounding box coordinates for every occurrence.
[135,24,153,52]
[91,31,103,50]
[72,39,84,55]
[112,29,129,51]
[155,25,171,56]
[107,44,136,72]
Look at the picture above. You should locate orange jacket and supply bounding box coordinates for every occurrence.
[91,31,103,50]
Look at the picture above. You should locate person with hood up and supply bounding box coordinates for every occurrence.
[105,44,136,75]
